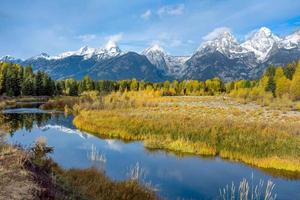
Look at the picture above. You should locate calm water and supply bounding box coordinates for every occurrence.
[2,108,300,200]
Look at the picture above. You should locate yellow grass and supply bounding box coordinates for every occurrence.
[73,94,300,172]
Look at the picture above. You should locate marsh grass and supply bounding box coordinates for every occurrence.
[219,175,277,200]
[40,96,80,111]
[62,167,157,200]
[0,99,16,109]
[73,94,300,172]
[28,137,157,200]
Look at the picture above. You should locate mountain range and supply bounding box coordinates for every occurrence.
[1,27,300,82]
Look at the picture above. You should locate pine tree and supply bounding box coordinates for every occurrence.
[0,64,6,95]
[21,75,35,96]
[266,76,276,96]
[284,62,296,80]
[35,71,43,96]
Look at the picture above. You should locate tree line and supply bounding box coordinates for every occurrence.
[228,60,300,101]
[0,62,57,96]
[1,60,299,101]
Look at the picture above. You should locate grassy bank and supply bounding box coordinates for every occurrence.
[73,93,300,172]
[0,96,50,110]
[0,125,156,199]
[40,96,80,111]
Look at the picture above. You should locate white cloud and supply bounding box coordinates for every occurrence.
[169,39,182,47]
[150,40,164,46]
[76,34,96,42]
[106,33,123,43]
[105,140,123,152]
[105,33,123,47]
[202,27,231,41]
[157,4,185,17]
[244,28,259,40]
[141,9,152,20]
[148,38,182,50]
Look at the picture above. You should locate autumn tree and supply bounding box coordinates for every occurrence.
[290,61,300,100]
[274,67,290,98]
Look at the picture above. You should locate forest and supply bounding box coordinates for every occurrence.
[1,60,299,104]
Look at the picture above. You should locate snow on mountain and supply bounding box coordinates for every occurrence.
[104,40,122,56]
[165,55,189,76]
[279,29,300,49]
[1,26,300,82]
[142,44,168,71]
[241,27,281,61]
[28,52,52,60]
[0,55,24,65]
[53,46,97,59]
[142,44,189,76]
[0,55,23,63]
[32,40,123,61]
[197,30,248,59]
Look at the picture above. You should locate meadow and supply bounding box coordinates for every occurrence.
[73,91,300,172]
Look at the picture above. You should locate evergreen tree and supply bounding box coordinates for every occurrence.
[34,71,43,96]
[266,76,276,96]
[284,62,296,80]
[21,75,35,96]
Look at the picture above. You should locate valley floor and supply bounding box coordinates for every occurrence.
[73,94,300,173]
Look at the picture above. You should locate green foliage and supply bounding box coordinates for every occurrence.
[0,63,56,97]
[1,59,299,101]
[284,62,297,80]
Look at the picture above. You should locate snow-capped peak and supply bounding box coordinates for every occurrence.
[77,46,95,55]
[1,55,19,61]
[143,44,166,55]
[103,40,122,56]
[280,29,300,49]
[142,44,167,71]
[50,41,122,60]
[30,52,51,60]
[0,55,23,64]
[241,27,281,61]
[142,44,188,76]
[52,46,96,59]
[198,30,247,58]
[256,27,272,37]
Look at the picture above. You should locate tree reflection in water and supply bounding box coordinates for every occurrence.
[0,112,55,135]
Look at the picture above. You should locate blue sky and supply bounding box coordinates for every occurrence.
[0,0,299,58]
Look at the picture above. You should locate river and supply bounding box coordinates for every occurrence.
[2,108,300,200]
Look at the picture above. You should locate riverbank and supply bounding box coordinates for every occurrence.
[73,93,300,173]
[0,128,157,199]
[0,96,50,110]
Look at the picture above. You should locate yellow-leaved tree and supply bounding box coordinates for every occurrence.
[290,60,300,100]
[274,67,290,98]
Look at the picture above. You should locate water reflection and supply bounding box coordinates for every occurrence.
[105,139,123,152]
[87,144,107,170]
[0,111,52,134]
